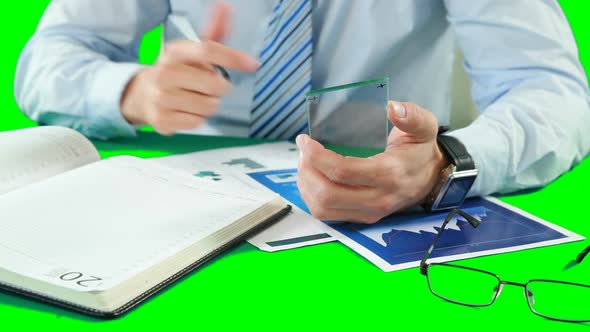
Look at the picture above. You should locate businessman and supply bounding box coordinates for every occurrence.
[15,1,590,223]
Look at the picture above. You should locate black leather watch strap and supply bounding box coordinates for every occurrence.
[437,132,475,172]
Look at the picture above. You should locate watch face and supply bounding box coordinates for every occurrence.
[436,175,476,210]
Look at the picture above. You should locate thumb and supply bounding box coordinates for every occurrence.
[202,1,231,42]
[387,101,438,140]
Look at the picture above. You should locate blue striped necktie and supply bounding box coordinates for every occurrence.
[249,0,312,140]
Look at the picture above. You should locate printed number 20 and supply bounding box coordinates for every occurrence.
[59,272,102,288]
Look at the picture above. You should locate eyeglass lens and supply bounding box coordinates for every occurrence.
[427,264,499,306]
[427,264,590,322]
[526,280,590,322]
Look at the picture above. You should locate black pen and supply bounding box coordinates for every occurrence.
[168,14,232,82]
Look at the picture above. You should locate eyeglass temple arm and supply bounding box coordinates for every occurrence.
[576,245,590,264]
[419,209,480,275]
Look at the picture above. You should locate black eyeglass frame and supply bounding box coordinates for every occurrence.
[419,208,590,323]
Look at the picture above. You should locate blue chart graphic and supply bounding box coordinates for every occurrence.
[247,168,568,266]
[248,169,310,214]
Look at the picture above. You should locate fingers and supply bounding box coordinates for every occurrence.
[303,205,385,224]
[161,40,258,72]
[149,109,206,135]
[297,165,386,224]
[292,101,441,224]
[296,134,383,187]
[296,135,402,222]
[153,88,220,118]
[297,157,382,211]
[154,63,231,97]
[202,1,231,42]
[387,101,438,141]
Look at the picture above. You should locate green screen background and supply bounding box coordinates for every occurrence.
[1,2,590,331]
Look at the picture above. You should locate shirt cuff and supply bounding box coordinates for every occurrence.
[86,62,146,140]
[446,117,510,197]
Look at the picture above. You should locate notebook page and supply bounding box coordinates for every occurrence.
[0,156,275,292]
[0,126,100,195]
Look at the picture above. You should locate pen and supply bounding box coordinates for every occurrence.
[168,14,232,82]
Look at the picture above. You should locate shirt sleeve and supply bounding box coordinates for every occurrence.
[443,0,590,196]
[14,0,170,140]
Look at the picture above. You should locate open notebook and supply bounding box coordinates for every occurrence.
[0,126,290,318]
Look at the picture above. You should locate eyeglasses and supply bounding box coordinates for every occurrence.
[420,209,590,323]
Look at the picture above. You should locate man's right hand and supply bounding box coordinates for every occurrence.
[120,3,258,135]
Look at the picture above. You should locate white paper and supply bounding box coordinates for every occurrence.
[239,167,586,272]
[153,142,334,251]
[0,126,100,195]
[0,156,277,291]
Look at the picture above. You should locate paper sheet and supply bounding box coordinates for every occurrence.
[0,157,277,291]
[0,126,100,195]
[246,168,585,271]
[153,143,334,252]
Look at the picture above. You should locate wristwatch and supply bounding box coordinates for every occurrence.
[423,126,478,212]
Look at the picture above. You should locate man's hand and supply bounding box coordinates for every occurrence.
[120,3,258,135]
[296,101,448,224]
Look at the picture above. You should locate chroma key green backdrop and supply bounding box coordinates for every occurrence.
[0,1,590,331]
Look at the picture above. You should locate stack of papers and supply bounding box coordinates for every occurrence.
[155,143,584,271]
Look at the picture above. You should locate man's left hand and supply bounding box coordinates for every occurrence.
[296,101,448,224]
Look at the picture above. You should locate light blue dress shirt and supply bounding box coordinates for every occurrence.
[14,0,590,197]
